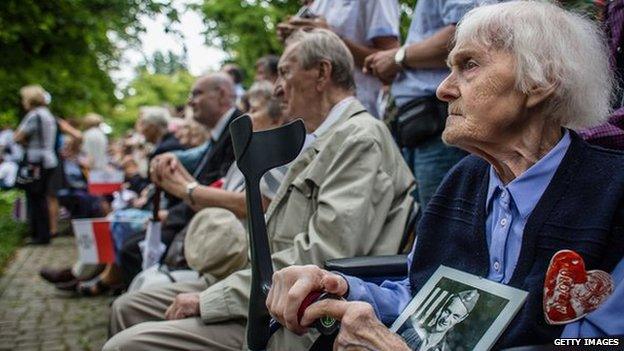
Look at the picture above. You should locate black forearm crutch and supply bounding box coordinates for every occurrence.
[230,115,306,351]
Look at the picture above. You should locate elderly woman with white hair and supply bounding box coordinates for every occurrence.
[267,1,624,349]
[137,106,185,157]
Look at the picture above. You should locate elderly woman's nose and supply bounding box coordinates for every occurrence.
[436,75,459,102]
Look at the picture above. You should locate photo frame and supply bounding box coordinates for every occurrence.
[390,266,528,351]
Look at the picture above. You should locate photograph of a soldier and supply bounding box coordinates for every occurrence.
[397,277,509,351]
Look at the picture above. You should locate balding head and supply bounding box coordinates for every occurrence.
[189,73,236,128]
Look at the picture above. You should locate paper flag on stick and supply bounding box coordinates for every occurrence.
[88,168,124,195]
[72,218,116,264]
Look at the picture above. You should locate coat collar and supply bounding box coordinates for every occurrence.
[265,99,367,221]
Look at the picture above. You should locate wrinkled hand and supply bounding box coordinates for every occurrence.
[277,20,297,43]
[150,153,179,184]
[164,292,200,320]
[302,300,410,351]
[289,16,330,30]
[266,265,349,335]
[363,48,401,85]
[277,16,331,42]
[158,167,193,199]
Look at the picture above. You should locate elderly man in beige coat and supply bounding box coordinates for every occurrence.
[104,28,414,350]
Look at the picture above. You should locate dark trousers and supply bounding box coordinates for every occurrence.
[26,187,50,243]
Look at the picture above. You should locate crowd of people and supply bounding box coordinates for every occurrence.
[3,0,624,350]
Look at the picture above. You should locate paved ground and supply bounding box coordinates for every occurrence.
[0,236,113,351]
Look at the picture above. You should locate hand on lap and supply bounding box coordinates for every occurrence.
[164,292,200,320]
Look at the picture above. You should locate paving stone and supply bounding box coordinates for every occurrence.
[0,237,113,350]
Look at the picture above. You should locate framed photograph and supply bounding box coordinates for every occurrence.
[390,266,528,351]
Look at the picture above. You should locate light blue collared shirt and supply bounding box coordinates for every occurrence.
[390,0,487,108]
[344,130,571,325]
[485,130,571,283]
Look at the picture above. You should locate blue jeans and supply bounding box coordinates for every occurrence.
[403,135,467,208]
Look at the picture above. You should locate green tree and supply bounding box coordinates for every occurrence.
[0,0,177,126]
[112,68,196,133]
[138,49,189,75]
[198,0,418,85]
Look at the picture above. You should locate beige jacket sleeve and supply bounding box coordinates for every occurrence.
[199,134,398,322]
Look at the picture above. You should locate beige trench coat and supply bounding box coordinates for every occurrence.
[198,99,415,348]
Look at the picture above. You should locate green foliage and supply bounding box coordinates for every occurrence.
[138,49,190,75]
[0,0,176,126]
[198,0,419,86]
[0,190,27,275]
[198,0,301,85]
[112,69,196,133]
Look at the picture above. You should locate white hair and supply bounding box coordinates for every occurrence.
[287,28,356,91]
[140,106,170,130]
[247,81,282,121]
[455,0,614,129]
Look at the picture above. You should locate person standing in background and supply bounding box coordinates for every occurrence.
[363,0,483,207]
[14,85,59,245]
[278,0,401,118]
[81,113,109,171]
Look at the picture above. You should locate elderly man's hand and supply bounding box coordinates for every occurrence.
[149,153,179,184]
[289,16,330,31]
[363,48,401,85]
[157,165,196,200]
[302,300,411,351]
[164,292,200,320]
[277,18,297,43]
[266,265,349,335]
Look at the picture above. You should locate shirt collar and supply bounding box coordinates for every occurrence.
[486,129,571,219]
[311,96,355,139]
[210,107,236,142]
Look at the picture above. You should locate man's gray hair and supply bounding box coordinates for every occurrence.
[287,28,356,91]
[140,106,170,130]
[455,1,614,129]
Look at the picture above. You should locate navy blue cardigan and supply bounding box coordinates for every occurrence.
[409,132,624,348]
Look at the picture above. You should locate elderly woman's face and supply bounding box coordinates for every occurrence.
[437,43,528,151]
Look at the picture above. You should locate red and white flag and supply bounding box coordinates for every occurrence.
[72,218,115,264]
[88,169,124,195]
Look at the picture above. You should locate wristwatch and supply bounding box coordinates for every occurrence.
[185,181,199,205]
[394,45,408,70]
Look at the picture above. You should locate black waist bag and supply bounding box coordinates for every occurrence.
[395,97,448,148]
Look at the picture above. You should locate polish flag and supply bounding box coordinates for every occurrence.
[72,218,115,264]
[88,169,124,195]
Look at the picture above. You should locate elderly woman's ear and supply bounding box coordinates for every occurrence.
[526,82,558,109]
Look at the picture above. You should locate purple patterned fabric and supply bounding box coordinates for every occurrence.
[579,1,624,150]
[580,107,624,150]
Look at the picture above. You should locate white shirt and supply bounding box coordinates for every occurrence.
[17,106,58,169]
[211,108,236,142]
[310,0,400,118]
[303,96,356,150]
[82,127,108,170]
